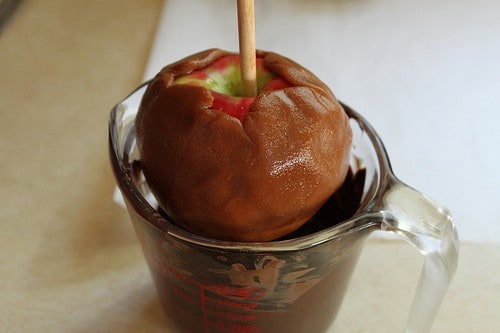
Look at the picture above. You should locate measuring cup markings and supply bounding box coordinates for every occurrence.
[208,321,261,333]
[206,309,258,322]
[205,285,265,300]
[171,283,201,306]
[148,252,264,332]
[201,285,261,332]
[166,264,266,303]
[205,296,260,310]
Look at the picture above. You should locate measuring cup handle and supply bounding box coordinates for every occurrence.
[381,182,459,333]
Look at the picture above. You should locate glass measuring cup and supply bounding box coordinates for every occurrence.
[109,82,458,333]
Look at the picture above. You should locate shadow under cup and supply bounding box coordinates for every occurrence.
[109,82,458,333]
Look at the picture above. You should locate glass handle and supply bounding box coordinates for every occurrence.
[381,182,459,333]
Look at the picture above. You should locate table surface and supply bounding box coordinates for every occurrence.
[1,1,498,332]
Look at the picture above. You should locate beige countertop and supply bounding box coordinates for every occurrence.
[1,1,498,332]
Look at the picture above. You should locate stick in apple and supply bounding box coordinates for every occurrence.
[237,0,257,97]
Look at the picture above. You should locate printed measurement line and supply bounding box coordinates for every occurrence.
[200,283,211,333]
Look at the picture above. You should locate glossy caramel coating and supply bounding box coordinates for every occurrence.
[136,49,352,241]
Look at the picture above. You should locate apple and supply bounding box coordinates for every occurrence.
[135,49,352,242]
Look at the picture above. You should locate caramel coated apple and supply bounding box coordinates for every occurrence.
[135,49,352,241]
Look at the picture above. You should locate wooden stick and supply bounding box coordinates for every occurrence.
[237,0,257,97]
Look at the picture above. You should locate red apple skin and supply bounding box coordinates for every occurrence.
[210,92,254,121]
[209,78,290,120]
[136,49,352,242]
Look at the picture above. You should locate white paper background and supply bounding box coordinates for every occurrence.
[144,0,500,243]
